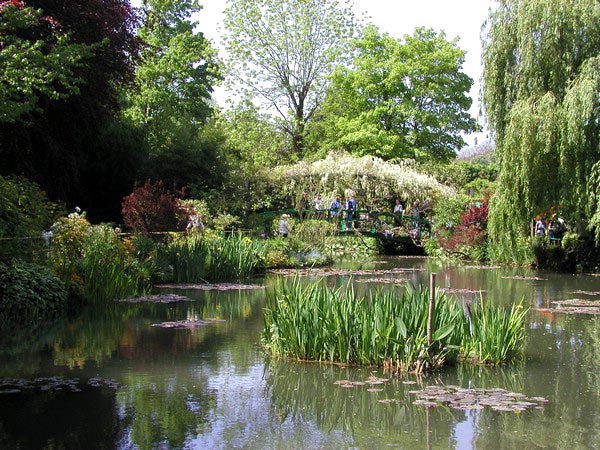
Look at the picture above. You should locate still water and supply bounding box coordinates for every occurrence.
[1,258,599,449]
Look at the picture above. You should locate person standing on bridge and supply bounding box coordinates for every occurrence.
[393,199,404,226]
[344,194,357,229]
[329,196,340,218]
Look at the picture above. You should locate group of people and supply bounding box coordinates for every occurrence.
[535,214,566,240]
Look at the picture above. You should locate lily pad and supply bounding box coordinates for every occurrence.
[553,299,599,307]
[354,278,408,284]
[155,283,264,291]
[536,307,600,315]
[152,318,226,329]
[501,275,547,281]
[408,385,549,413]
[269,267,424,277]
[440,288,486,294]
[570,290,600,296]
[117,294,192,304]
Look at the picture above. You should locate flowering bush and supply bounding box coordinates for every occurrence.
[437,193,490,260]
[271,151,454,211]
[121,180,185,234]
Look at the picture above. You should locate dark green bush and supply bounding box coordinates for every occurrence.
[0,175,63,262]
[0,261,67,322]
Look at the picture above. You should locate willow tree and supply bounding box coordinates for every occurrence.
[483,0,600,260]
[223,0,358,157]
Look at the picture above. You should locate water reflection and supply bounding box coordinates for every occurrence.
[0,258,599,449]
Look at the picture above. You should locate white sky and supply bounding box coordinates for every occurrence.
[133,0,494,147]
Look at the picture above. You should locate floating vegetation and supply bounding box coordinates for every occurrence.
[440,288,486,294]
[570,290,600,296]
[0,376,125,394]
[501,275,547,281]
[462,265,501,269]
[155,283,264,291]
[409,385,548,412]
[537,299,600,315]
[268,267,424,277]
[355,261,388,264]
[152,318,226,329]
[116,294,192,303]
[354,277,408,284]
[333,375,390,389]
[553,299,599,307]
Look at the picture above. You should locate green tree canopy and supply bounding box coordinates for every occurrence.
[123,0,227,194]
[315,25,478,162]
[125,0,220,149]
[482,0,600,257]
[0,1,93,122]
[223,0,358,157]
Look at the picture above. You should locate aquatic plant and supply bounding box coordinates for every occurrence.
[263,278,528,372]
[169,232,267,282]
[80,224,152,303]
[263,279,464,373]
[460,300,529,364]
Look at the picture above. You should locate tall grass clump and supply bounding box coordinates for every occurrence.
[263,279,465,373]
[169,231,267,282]
[80,224,152,303]
[263,278,528,373]
[460,300,528,364]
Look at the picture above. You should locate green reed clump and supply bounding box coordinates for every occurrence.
[81,224,151,302]
[263,279,464,372]
[169,232,209,283]
[263,278,528,372]
[169,231,267,282]
[460,300,529,364]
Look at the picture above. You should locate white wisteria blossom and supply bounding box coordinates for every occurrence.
[272,152,454,210]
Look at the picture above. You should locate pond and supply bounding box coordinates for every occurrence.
[1,257,599,449]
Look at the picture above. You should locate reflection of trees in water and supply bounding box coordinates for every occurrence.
[0,385,122,449]
[118,371,217,450]
[46,289,265,370]
[0,317,66,375]
[471,316,600,449]
[263,359,457,447]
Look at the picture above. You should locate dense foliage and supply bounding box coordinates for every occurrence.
[263,279,528,371]
[483,0,600,261]
[0,1,93,122]
[0,175,62,261]
[0,261,67,321]
[121,180,185,234]
[317,25,478,161]
[50,211,151,302]
[0,0,143,221]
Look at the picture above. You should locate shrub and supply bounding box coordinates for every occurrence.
[0,175,62,262]
[50,212,151,302]
[0,261,67,322]
[436,194,490,260]
[80,224,152,302]
[121,180,185,234]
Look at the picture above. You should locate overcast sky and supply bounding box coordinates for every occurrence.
[133,0,494,146]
